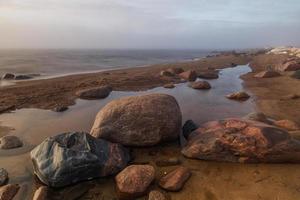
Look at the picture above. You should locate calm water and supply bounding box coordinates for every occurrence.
[0,49,212,78]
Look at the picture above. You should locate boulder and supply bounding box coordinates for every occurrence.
[198,71,219,79]
[226,91,250,101]
[189,81,211,90]
[33,186,49,200]
[0,184,20,200]
[148,190,167,200]
[115,165,155,199]
[291,70,300,79]
[182,118,300,163]
[0,135,23,149]
[244,112,273,124]
[277,61,300,71]
[90,94,182,146]
[1,73,15,80]
[163,83,175,89]
[274,120,300,131]
[76,86,112,99]
[254,70,281,78]
[166,68,184,74]
[179,70,197,81]
[30,132,130,187]
[160,70,174,77]
[0,168,8,186]
[159,166,191,191]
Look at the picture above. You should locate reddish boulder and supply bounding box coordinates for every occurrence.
[189,81,211,90]
[274,120,300,131]
[115,165,155,199]
[159,166,191,191]
[181,118,300,163]
[226,91,250,101]
[254,70,281,78]
[179,70,197,81]
[0,184,20,200]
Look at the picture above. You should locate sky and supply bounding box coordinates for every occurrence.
[0,0,300,49]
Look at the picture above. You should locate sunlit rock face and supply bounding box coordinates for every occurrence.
[182,118,300,163]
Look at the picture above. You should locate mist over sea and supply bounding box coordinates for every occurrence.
[0,49,213,78]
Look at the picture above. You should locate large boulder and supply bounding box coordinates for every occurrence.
[115,165,155,199]
[189,81,211,90]
[30,132,130,187]
[76,86,112,100]
[159,166,191,191]
[160,70,174,77]
[0,135,23,150]
[0,184,20,200]
[90,94,182,146]
[254,70,281,78]
[181,118,300,163]
[179,70,197,81]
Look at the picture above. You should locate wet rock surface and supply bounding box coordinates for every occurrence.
[14,74,33,80]
[76,85,112,99]
[189,81,211,90]
[90,93,182,146]
[159,166,191,192]
[0,184,20,200]
[254,70,281,78]
[0,135,23,149]
[182,118,300,163]
[179,70,197,81]
[0,168,8,186]
[31,132,130,187]
[115,165,155,199]
[148,190,167,200]
[226,91,250,101]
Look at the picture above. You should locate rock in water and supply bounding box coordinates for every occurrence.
[30,132,130,187]
[148,190,167,200]
[76,86,112,99]
[1,73,15,80]
[274,120,300,131]
[0,168,8,186]
[90,94,182,146]
[182,118,300,163]
[198,71,219,79]
[0,184,20,200]
[159,166,191,191]
[226,91,250,101]
[163,83,175,89]
[244,112,273,124]
[0,135,23,149]
[115,165,155,199]
[179,70,197,81]
[189,81,211,90]
[254,70,281,78]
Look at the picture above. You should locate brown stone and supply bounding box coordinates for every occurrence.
[0,184,20,200]
[0,135,23,149]
[182,118,300,163]
[75,86,112,99]
[274,120,300,131]
[226,91,250,101]
[159,166,191,191]
[189,81,211,90]
[254,70,281,78]
[179,70,197,81]
[33,186,49,200]
[148,190,167,200]
[115,165,155,199]
[277,61,300,71]
[163,83,175,89]
[90,94,182,146]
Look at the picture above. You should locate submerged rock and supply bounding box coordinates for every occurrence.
[0,135,23,149]
[198,71,219,79]
[189,81,211,90]
[182,118,300,163]
[115,165,155,199]
[274,120,300,131]
[226,91,250,101]
[76,86,112,99]
[254,70,281,78]
[159,166,191,191]
[0,168,8,186]
[163,83,175,89]
[148,190,167,200]
[90,93,182,146]
[179,70,197,81]
[1,73,15,80]
[31,132,130,187]
[0,184,20,200]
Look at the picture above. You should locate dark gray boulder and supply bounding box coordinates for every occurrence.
[30,132,130,187]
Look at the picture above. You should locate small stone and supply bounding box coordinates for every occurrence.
[33,186,49,200]
[163,83,175,89]
[0,135,23,149]
[0,168,8,186]
[148,190,167,200]
[156,157,181,167]
[0,184,20,200]
[226,91,250,101]
[179,70,197,81]
[159,166,191,191]
[274,120,300,131]
[52,106,68,112]
[189,81,211,90]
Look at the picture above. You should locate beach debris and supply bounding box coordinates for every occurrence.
[182,118,300,163]
[274,119,300,131]
[179,70,197,81]
[160,70,174,77]
[0,168,8,186]
[291,70,300,79]
[226,91,250,101]
[198,71,219,79]
[52,106,68,112]
[1,73,15,80]
[115,165,155,200]
[30,132,130,187]
[159,166,191,192]
[276,61,300,72]
[254,70,281,78]
[33,186,49,200]
[189,80,211,90]
[75,85,112,99]
[90,94,182,146]
[166,67,184,74]
[0,184,20,200]
[148,190,167,200]
[163,83,175,89]
[155,157,181,167]
[244,112,273,124]
[0,135,23,150]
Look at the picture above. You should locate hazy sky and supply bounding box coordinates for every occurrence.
[0,0,300,49]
